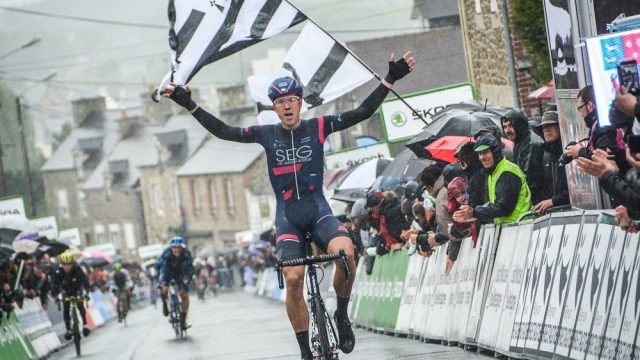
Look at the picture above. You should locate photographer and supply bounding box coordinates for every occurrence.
[565,86,625,169]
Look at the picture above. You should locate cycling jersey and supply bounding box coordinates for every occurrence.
[51,264,91,298]
[157,247,195,289]
[190,84,391,258]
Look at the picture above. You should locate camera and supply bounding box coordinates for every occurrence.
[559,140,592,166]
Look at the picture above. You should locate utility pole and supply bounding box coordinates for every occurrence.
[0,137,6,197]
[15,96,35,217]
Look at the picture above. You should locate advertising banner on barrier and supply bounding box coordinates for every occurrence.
[0,196,26,217]
[562,220,614,359]
[422,246,450,340]
[395,255,425,335]
[447,237,481,344]
[478,224,520,349]
[416,246,441,339]
[409,255,430,337]
[494,221,534,355]
[465,225,498,343]
[29,216,58,240]
[536,214,583,356]
[601,229,640,359]
[511,215,552,353]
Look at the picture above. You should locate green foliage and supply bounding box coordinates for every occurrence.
[510,0,553,85]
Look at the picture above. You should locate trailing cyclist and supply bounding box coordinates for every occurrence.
[51,251,92,340]
[109,262,133,322]
[163,51,415,359]
[156,236,194,330]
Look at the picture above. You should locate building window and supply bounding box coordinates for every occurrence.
[95,224,105,244]
[259,195,270,218]
[124,223,137,248]
[109,224,120,247]
[208,179,218,216]
[152,183,164,216]
[78,190,88,218]
[57,189,70,219]
[475,0,481,14]
[190,179,201,216]
[224,178,235,215]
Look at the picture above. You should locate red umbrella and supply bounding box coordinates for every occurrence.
[424,136,514,164]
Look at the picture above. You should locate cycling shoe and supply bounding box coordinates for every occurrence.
[333,311,355,354]
[82,326,91,337]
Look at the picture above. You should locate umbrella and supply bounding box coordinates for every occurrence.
[0,215,35,244]
[334,158,392,191]
[425,136,514,164]
[380,148,434,179]
[82,250,114,266]
[405,108,504,158]
[0,243,14,259]
[12,232,41,255]
[37,240,69,257]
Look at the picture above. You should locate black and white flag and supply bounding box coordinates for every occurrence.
[155,0,306,98]
[248,22,374,112]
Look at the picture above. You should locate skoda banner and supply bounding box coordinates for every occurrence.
[380,83,475,143]
[58,228,81,247]
[325,142,391,170]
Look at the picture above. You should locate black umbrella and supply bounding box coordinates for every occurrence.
[0,228,21,245]
[0,243,14,259]
[380,148,435,179]
[405,108,504,158]
[37,240,69,257]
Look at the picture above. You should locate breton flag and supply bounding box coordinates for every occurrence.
[153,0,306,99]
[247,22,374,112]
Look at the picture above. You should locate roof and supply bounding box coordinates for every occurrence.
[82,123,164,190]
[176,139,263,177]
[41,110,121,172]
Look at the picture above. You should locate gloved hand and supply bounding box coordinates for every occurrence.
[384,51,415,84]
[163,82,198,112]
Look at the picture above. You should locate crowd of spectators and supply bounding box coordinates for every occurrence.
[337,84,640,275]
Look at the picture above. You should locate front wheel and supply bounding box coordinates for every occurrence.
[72,312,81,357]
[312,297,335,360]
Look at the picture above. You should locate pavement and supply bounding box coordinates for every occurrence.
[48,290,486,360]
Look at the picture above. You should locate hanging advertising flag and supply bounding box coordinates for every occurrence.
[58,228,81,247]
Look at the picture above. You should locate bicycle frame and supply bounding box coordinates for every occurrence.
[168,281,185,338]
[61,295,85,357]
[276,234,351,360]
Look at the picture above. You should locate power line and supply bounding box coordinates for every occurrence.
[2,51,167,72]
[0,6,165,29]
[0,75,236,87]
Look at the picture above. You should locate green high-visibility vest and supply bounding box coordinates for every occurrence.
[487,157,531,224]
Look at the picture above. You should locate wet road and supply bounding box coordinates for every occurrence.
[49,291,484,359]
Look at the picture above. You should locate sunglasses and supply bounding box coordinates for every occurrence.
[273,96,301,107]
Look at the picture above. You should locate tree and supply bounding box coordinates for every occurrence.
[510,0,553,85]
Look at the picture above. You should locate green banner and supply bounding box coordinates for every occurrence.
[0,312,36,360]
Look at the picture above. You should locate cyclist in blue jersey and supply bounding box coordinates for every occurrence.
[164,52,416,359]
[157,236,194,329]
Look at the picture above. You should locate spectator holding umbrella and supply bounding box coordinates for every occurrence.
[453,133,531,225]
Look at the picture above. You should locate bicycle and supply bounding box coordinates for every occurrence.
[276,234,351,360]
[58,294,88,357]
[168,280,186,339]
[115,289,128,326]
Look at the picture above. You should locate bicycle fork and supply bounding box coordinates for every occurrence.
[307,266,339,359]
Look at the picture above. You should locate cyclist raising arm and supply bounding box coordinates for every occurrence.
[164,52,415,359]
[51,251,92,340]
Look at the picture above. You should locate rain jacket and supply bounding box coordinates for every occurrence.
[599,169,640,217]
[373,196,410,250]
[541,138,569,207]
[579,111,627,175]
[473,157,532,225]
[431,176,453,245]
[502,110,545,204]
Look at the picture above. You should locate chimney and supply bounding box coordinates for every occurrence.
[72,97,106,127]
[142,87,174,124]
[117,115,145,140]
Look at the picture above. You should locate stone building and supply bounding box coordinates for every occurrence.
[457,0,538,116]
[41,97,119,243]
[175,139,274,255]
[138,115,208,247]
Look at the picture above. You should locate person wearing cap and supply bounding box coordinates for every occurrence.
[473,126,514,162]
[453,133,531,225]
[163,51,416,359]
[500,108,546,204]
[532,111,569,213]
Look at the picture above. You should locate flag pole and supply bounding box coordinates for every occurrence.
[285,1,429,126]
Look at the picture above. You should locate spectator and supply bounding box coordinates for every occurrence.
[565,85,625,169]
[474,126,514,162]
[418,165,453,250]
[501,108,546,204]
[445,176,474,274]
[365,190,410,256]
[455,142,486,208]
[453,133,532,225]
[532,111,570,214]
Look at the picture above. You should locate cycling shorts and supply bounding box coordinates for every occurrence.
[161,271,189,292]
[275,213,349,260]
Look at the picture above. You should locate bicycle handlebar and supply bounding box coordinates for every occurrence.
[276,249,350,290]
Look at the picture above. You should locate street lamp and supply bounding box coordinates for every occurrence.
[15,71,57,217]
[0,36,42,61]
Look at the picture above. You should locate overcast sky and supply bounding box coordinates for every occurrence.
[0,0,423,108]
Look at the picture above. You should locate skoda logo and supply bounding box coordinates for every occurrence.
[391,111,407,127]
